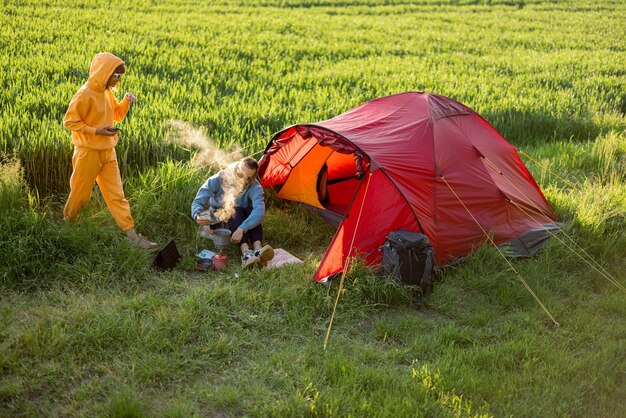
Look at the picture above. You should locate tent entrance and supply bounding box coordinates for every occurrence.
[276,142,362,217]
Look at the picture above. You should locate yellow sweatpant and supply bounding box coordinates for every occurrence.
[63,147,134,231]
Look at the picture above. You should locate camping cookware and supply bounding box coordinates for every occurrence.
[195,257,214,272]
[197,210,220,224]
[211,228,232,250]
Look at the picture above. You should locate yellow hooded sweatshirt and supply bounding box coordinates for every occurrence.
[64,52,131,150]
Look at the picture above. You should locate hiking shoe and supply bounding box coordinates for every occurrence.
[241,249,260,269]
[253,245,274,263]
[129,234,159,250]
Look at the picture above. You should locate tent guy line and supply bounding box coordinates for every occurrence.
[507,198,626,293]
[519,149,579,191]
[324,171,373,350]
[482,156,625,293]
[440,176,560,327]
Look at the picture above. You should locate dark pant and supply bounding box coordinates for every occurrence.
[213,206,263,247]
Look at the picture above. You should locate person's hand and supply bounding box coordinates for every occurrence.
[96,126,118,136]
[195,216,213,226]
[124,92,137,104]
[231,227,244,243]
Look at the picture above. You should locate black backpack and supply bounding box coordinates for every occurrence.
[381,229,435,294]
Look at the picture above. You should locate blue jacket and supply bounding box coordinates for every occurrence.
[191,170,265,232]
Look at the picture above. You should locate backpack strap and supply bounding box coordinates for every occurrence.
[420,248,433,286]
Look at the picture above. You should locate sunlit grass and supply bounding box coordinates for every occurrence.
[1,0,625,416]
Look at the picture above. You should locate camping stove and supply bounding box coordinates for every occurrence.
[213,252,228,271]
[197,223,231,271]
[209,228,231,271]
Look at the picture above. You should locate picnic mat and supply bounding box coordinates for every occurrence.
[266,248,303,269]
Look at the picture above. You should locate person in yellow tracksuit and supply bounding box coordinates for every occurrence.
[63,52,157,250]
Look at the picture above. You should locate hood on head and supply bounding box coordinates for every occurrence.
[87,52,125,91]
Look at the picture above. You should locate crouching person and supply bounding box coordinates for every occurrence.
[191,157,274,268]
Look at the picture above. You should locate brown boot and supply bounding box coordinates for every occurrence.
[254,245,274,264]
[128,234,159,250]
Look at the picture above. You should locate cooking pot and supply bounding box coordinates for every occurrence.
[195,257,213,272]
[211,228,232,247]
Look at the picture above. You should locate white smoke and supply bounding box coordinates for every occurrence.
[214,162,251,222]
[164,120,253,222]
[164,120,243,170]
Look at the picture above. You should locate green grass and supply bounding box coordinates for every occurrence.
[1,0,626,416]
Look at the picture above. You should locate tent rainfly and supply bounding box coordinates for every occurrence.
[258,92,559,284]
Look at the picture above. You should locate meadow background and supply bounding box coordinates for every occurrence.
[1,0,625,416]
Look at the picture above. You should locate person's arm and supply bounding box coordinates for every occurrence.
[112,92,134,122]
[63,91,97,135]
[191,174,220,220]
[239,182,266,232]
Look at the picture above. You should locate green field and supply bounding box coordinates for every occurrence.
[1,0,625,416]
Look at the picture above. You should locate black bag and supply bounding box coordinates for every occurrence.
[381,229,435,294]
[152,239,181,271]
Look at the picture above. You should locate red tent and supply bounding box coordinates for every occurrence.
[259,92,558,283]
